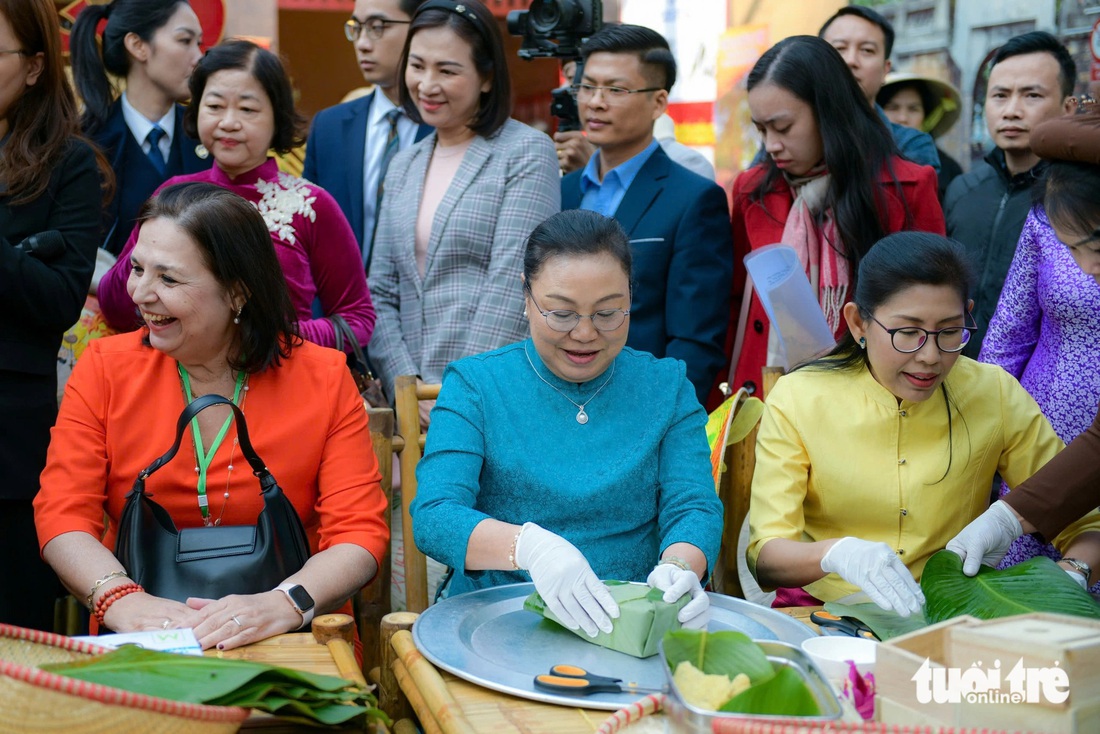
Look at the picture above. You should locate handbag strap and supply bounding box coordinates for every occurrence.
[329,314,372,375]
[136,394,272,486]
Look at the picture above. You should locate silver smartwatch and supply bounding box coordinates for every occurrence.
[275,583,316,627]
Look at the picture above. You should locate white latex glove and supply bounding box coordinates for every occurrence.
[514,522,619,637]
[647,563,709,630]
[945,500,1024,577]
[820,537,925,617]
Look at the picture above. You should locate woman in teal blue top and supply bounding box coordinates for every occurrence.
[412,210,723,638]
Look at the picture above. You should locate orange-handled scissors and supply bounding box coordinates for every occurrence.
[533,664,665,697]
[809,611,879,640]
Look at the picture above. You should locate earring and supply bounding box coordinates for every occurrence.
[858,337,867,349]
[523,309,528,318]
[233,306,242,324]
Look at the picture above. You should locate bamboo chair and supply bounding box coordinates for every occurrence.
[357,405,396,680]
[712,366,785,598]
[393,375,441,614]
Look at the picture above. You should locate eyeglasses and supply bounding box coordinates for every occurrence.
[0,49,27,57]
[865,312,976,354]
[1066,230,1100,250]
[525,284,629,333]
[344,17,410,42]
[569,83,662,103]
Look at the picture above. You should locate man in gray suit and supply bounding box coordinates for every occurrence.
[303,0,431,272]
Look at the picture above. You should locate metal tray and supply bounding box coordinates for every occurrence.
[661,640,842,732]
[411,582,817,710]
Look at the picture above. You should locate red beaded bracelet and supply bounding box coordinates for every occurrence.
[93,582,144,626]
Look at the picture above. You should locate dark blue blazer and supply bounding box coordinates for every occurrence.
[303,91,432,256]
[88,102,211,256]
[562,146,733,406]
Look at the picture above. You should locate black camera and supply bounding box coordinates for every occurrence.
[507,0,602,60]
[508,0,603,132]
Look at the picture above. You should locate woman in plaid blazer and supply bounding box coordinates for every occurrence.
[367,0,559,416]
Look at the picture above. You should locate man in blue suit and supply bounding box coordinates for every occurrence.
[91,102,211,258]
[303,0,431,273]
[562,24,732,407]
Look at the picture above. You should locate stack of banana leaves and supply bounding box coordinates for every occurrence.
[826,551,1100,641]
[41,645,387,728]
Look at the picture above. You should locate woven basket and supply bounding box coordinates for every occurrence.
[0,624,250,733]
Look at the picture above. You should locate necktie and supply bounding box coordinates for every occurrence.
[146,126,167,176]
[369,109,403,261]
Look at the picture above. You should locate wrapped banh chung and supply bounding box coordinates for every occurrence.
[524,581,689,658]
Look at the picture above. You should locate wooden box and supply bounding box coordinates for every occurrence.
[876,613,1100,733]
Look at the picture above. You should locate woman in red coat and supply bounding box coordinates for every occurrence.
[726,36,944,395]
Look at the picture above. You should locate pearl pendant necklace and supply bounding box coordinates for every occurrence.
[524,345,615,424]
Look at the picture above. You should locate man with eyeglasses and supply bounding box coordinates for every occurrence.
[303,0,432,273]
[561,24,732,407]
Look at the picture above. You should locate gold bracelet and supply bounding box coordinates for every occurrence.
[660,556,692,572]
[508,530,523,571]
[86,570,130,608]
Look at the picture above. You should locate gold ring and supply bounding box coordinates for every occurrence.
[231,615,243,627]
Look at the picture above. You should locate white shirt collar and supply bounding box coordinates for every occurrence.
[120,92,176,147]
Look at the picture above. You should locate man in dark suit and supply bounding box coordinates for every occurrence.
[91,102,211,258]
[303,0,431,273]
[562,24,732,406]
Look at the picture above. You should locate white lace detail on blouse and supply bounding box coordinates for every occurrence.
[254,173,317,245]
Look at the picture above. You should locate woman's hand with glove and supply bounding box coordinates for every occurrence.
[946,500,1024,576]
[647,561,709,630]
[820,537,925,616]
[514,522,619,637]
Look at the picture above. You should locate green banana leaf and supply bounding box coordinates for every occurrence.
[41,645,387,727]
[823,601,928,641]
[720,665,821,716]
[661,630,772,681]
[524,581,688,658]
[661,630,820,716]
[826,552,1100,637]
[920,551,1100,624]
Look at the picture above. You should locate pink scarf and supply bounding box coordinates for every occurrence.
[780,166,850,337]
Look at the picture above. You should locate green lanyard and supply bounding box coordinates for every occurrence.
[178,364,246,522]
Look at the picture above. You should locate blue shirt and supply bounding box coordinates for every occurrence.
[579,139,660,216]
[411,340,724,597]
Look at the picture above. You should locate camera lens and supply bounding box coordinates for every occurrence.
[529,0,579,35]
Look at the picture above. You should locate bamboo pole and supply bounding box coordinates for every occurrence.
[391,629,477,734]
[761,366,785,399]
[380,612,417,721]
[392,719,420,734]
[392,657,443,734]
[395,375,429,613]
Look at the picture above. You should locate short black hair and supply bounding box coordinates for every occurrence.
[580,24,676,91]
[819,5,895,60]
[138,183,300,373]
[398,1,511,138]
[992,31,1076,99]
[523,210,632,285]
[184,39,307,154]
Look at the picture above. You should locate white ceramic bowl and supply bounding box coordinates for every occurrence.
[800,636,877,683]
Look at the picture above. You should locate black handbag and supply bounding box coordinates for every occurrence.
[329,314,388,407]
[115,394,311,603]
